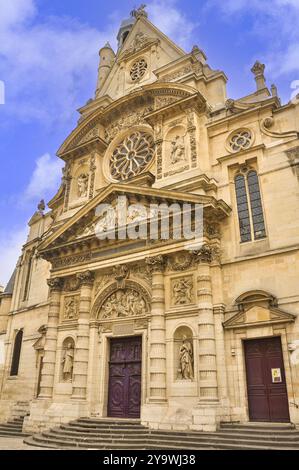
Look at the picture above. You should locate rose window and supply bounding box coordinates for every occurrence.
[110,131,155,181]
[229,129,252,152]
[130,59,148,81]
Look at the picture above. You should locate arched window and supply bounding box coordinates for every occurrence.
[235,169,266,242]
[10,329,23,376]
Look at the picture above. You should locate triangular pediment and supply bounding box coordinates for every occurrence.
[98,16,185,101]
[223,305,296,329]
[38,181,230,257]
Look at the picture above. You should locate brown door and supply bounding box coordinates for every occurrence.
[244,337,290,422]
[108,336,142,418]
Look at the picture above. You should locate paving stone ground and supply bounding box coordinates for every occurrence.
[0,436,52,450]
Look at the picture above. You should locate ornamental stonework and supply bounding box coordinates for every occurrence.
[172,276,194,306]
[100,289,149,319]
[63,295,79,321]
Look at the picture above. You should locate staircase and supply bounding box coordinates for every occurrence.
[0,401,30,437]
[24,419,299,450]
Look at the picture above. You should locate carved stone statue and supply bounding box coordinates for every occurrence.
[170,135,185,164]
[62,342,74,382]
[173,277,193,305]
[77,173,89,198]
[179,335,194,380]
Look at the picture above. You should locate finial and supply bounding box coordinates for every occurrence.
[191,45,207,64]
[131,4,148,19]
[271,83,278,97]
[38,199,45,212]
[251,60,266,91]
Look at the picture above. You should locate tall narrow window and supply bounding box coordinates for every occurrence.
[247,170,266,239]
[10,329,23,376]
[235,169,266,243]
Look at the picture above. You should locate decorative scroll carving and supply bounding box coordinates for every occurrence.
[100,288,149,319]
[113,265,129,289]
[63,296,79,320]
[63,276,81,292]
[130,58,148,82]
[104,108,153,143]
[77,270,95,286]
[260,116,298,139]
[285,146,299,179]
[168,252,193,271]
[52,253,92,269]
[47,277,64,291]
[162,63,201,82]
[145,255,166,273]
[172,277,193,305]
[186,110,197,168]
[89,153,96,199]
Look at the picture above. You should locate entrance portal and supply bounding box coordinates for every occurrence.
[108,336,142,418]
[244,336,290,422]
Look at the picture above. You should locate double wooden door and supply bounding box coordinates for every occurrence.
[108,336,142,418]
[244,337,290,422]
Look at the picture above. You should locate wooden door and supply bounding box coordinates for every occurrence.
[108,336,142,418]
[244,337,290,422]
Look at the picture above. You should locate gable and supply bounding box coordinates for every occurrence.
[98,16,185,101]
[223,305,296,329]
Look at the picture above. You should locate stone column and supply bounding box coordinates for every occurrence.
[38,277,63,399]
[192,245,219,431]
[72,270,94,400]
[145,255,167,403]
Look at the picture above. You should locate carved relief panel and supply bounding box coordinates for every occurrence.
[163,118,191,178]
[61,294,79,322]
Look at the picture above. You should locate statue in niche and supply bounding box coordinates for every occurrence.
[179,335,194,380]
[170,135,185,164]
[101,289,147,319]
[173,277,193,305]
[61,342,74,382]
[64,296,78,320]
[77,173,89,198]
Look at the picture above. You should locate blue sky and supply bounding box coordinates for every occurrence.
[0,0,299,286]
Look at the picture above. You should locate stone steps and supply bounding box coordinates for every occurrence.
[23,419,299,450]
[0,416,30,437]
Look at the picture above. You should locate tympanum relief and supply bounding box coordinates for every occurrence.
[100,289,149,319]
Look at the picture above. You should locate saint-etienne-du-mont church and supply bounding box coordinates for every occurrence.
[0,5,299,445]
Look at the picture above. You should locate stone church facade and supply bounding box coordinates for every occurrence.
[0,6,299,433]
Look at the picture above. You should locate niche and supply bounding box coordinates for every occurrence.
[173,326,194,381]
[60,337,75,383]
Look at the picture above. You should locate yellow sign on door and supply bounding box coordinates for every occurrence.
[271,368,282,383]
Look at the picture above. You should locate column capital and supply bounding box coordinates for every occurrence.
[76,270,95,286]
[47,277,64,291]
[145,255,166,273]
[191,244,212,264]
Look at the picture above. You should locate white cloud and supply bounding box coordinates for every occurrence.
[24,153,63,201]
[207,0,299,78]
[0,0,119,125]
[148,0,198,50]
[0,226,28,287]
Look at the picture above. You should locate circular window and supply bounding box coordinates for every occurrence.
[229,129,253,152]
[130,59,148,81]
[109,131,155,181]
